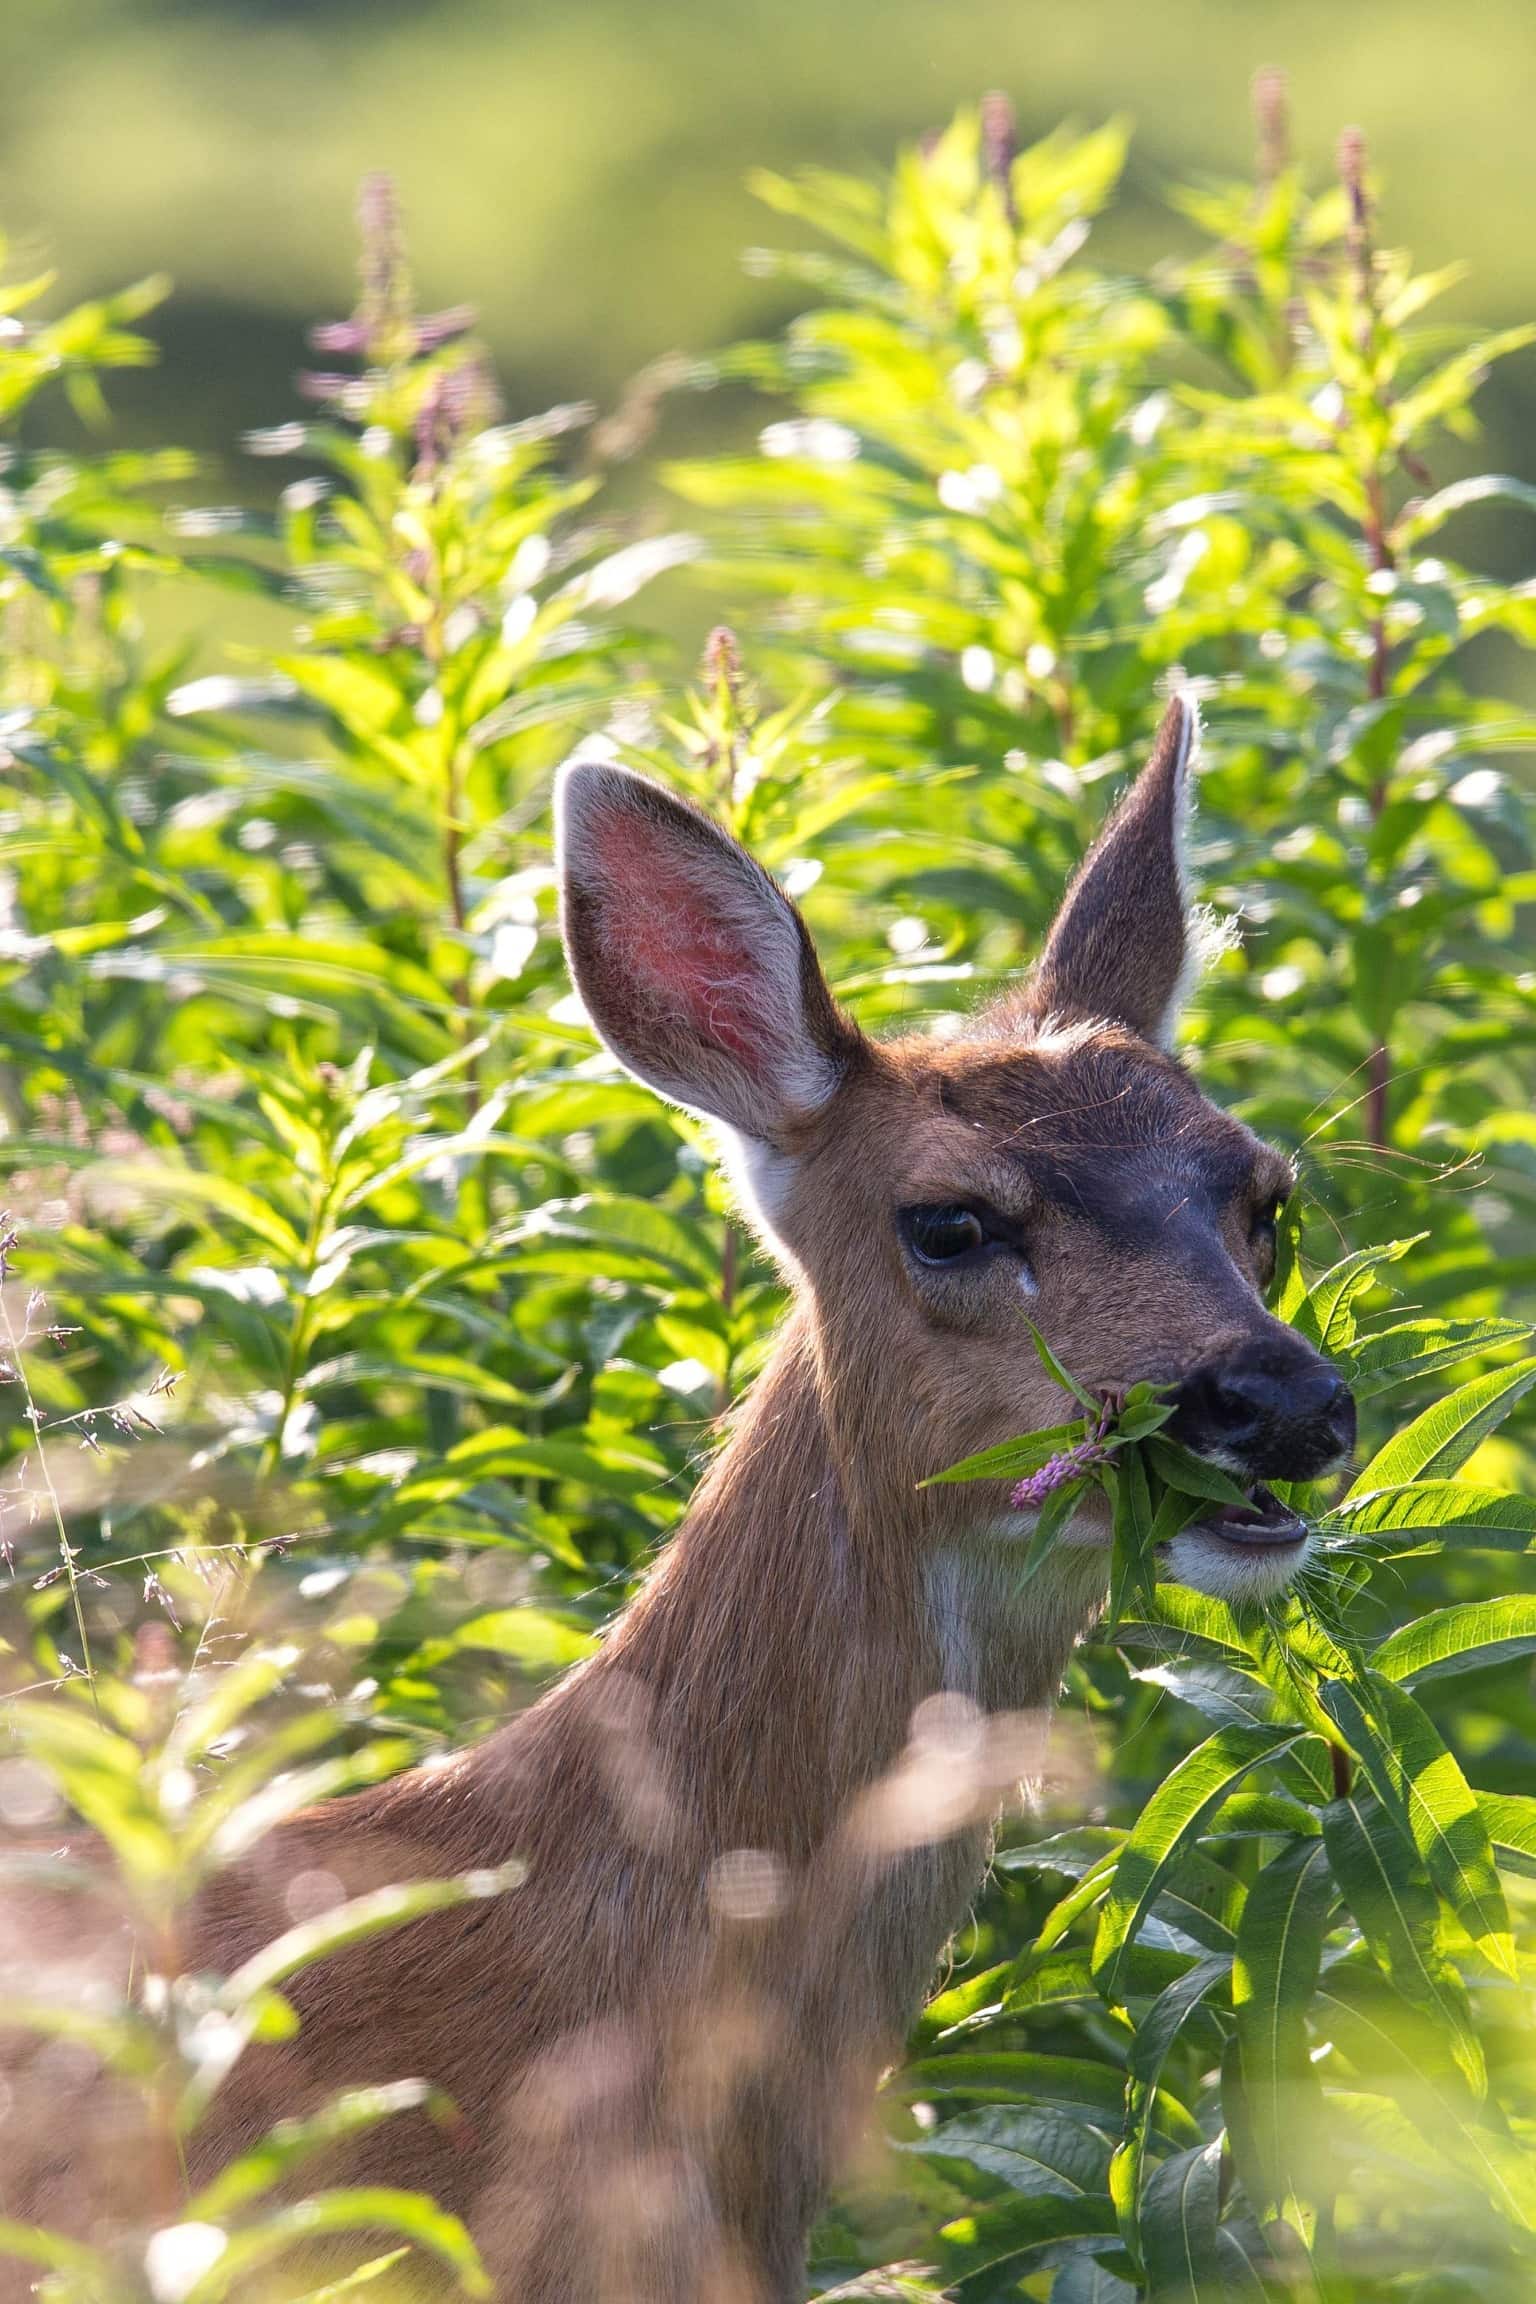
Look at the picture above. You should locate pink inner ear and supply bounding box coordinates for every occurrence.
[593,811,779,1077]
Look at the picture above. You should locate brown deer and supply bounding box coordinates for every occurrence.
[2,695,1354,2302]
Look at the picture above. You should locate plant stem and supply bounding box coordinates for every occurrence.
[262,1158,339,1485]
[0,1240,98,1711]
[1329,1740,1353,1800]
[1342,127,1395,1149]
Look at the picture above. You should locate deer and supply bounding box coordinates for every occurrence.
[1,694,1356,2303]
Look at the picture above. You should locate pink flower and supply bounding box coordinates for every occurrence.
[1009,1412,1112,1510]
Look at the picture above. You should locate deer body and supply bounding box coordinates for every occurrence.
[183,1311,1105,2300]
[2,697,1355,2301]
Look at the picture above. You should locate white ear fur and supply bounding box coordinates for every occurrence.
[555,756,848,1145]
[1134,691,1240,1047]
[1150,692,1202,1048]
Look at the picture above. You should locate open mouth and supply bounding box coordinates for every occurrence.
[1198,1482,1309,1550]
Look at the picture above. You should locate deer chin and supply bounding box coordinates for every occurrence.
[978,1485,1314,1607]
[1162,1485,1315,1603]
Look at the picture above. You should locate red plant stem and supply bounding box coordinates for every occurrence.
[1364,473,1392,1147]
[1343,128,1395,1149]
[1329,1740,1353,1800]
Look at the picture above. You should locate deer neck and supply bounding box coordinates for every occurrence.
[579,1302,1101,1867]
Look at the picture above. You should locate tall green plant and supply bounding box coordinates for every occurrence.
[669,89,1536,1318]
[3,81,1536,2304]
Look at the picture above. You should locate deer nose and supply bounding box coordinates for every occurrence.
[1169,1341,1355,1481]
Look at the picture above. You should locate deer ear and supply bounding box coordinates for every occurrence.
[555,757,857,1143]
[1028,694,1203,1046]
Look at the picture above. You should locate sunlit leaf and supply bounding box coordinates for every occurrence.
[1319,1675,1515,1978]
[1092,1725,1302,1999]
[1320,1791,1486,2094]
[1345,1357,1536,1497]
[1370,1596,1536,1688]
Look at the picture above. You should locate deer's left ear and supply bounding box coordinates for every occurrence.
[1027,694,1203,1047]
[555,754,860,1147]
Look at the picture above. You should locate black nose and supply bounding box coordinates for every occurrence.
[1169,1336,1355,1481]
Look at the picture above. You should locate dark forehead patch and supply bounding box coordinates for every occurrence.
[935,1034,1261,1238]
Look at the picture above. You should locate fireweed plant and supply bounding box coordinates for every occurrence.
[893,1230,1536,2304]
[2,77,1536,2304]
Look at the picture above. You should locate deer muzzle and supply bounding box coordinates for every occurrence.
[1168,1331,1356,1486]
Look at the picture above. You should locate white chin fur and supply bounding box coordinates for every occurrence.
[1163,1523,1316,1604]
[976,1507,1314,1606]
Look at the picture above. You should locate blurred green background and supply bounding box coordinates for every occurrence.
[8,0,1536,505]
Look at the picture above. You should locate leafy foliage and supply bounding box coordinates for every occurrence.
[3,83,1536,2304]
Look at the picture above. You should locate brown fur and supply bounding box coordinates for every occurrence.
[0,701,1315,2302]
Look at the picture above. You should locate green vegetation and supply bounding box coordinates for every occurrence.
[4,86,1536,2302]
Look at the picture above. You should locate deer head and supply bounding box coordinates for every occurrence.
[556,698,1355,1608]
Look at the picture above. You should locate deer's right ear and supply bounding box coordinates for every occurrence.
[1026,693,1202,1046]
[555,758,858,1145]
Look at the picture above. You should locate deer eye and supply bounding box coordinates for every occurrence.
[1251,1189,1290,1241]
[1249,1189,1289,1281]
[903,1205,989,1264]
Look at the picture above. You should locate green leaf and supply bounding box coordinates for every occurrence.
[937,2190,1119,2285]
[1370,1596,1536,1687]
[1114,1954,1230,2254]
[1475,1790,1536,1882]
[1004,1944,1190,2015]
[1020,1857,1125,1963]
[1318,1674,1515,1977]
[994,1825,1125,1881]
[1295,1234,1422,1350]
[1107,1448,1157,1625]
[187,2083,450,2219]
[1320,1792,1485,2095]
[1137,2139,1225,2297]
[0,2220,103,2279]
[1051,2268,1137,2304]
[217,1863,527,2009]
[287,2248,413,2302]
[1345,1356,1536,1497]
[1326,1481,1536,1553]
[1029,1321,1099,1410]
[181,2188,490,2302]
[1230,1840,1333,2228]
[902,2106,1112,2197]
[10,1701,174,1893]
[1127,1956,1231,2094]
[920,1421,1085,1488]
[1108,1386,1176,1443]
[1131,1659,1278,1732]
[1117,1585,1257,1666]
[1018,1476,1088,1583]
[1272,1200,1307,1323]
[505,1192,722,1289]
[1314,1967,1536,2231]
[95,1159,305,1259]
[899,2055,1200,2144]
[1142,1439,1250,1507]
[446,1608,595,1671]
[1092,1724,1301,1999]
[1205,1791,1321,1839]
[165,1643,306,1769]
[1395,472,1536,548]
[1148,1846,1245,1956]
[182,1864,526,2126]
[812,2276,952,2304]
[1339,1317,1532,1399]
